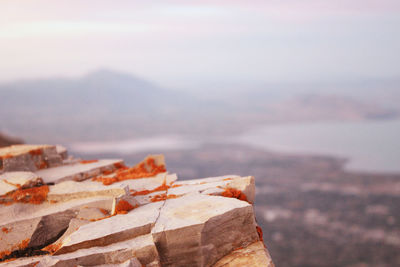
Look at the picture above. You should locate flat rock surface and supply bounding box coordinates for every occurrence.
[39,234,160,267]
[170,175,255,203]
[35,159,123,183]
[48,180,128,202]
[213,241,274,267]
[0,172,41,195]
[55,202,164,255]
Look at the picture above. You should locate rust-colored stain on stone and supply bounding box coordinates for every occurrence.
[98,208,109,215]
[29,149,42,156]
[42,242,62,254]
[0,185,49,205]
[221,187,248,202]
[92,158,166,186]
[1,227,10,233]
[150,193,181,202]
[256,226,266,247]
[115,200,137,215]
[131,181,170,196]
[80,160,99,164]
[0,238,31,260]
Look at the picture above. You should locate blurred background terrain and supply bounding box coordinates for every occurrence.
[1,1,400,266]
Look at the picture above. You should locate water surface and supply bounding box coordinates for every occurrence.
[235,119,400,173]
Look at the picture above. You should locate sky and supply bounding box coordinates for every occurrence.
[1,0,400,89]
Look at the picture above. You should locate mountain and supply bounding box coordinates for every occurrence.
[0,69,193,115]
[0,70,397,143]
[0,70,214,142]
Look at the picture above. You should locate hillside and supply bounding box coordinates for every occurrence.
[0,70,396,143]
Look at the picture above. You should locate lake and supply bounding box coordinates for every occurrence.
[235,119,400,173]
[71,119,400,174]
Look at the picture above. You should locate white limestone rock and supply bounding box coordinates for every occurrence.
[47,180,128,203]
[0,146,273,267]
[39,234,160,267]
[151,193,260,267]
[0,172,42,196]
[0,196,114,226]
[170,175,255,203]
[56,145,68,160]
[35,159,124,184]
[0,197,115,258]
[0,145,62,173]
[55,202,164,255]
[81,258,142,267]
[213,241,274,267]
[0,255,45,267]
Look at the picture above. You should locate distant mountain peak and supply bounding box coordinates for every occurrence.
[83,69,154,88]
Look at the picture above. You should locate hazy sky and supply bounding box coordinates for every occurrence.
[1,0,400,89]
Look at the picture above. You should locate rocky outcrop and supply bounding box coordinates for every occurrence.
[0,144,273,267]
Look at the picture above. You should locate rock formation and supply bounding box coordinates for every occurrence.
[0,144,274,267]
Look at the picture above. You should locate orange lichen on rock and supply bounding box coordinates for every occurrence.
[18,239,30,250]
[223,178,233,181]
[99,208,109,215]
[114,200,137,215]
[256,226,266,247]
[0,238,32,260]
[0,185,49,205]
[0,154,13,159]
[89,215,112,222]
[1,227,10,234]
[80,160,99,164]
[0,250,11,260]
[38,160,48,169]
[131,181,170,196]
[113,162,126,169]
[150,193,181,202]
[221,188,248,202]
[92,157,166,186]
[29,149,42,156]
[42,242,62,254]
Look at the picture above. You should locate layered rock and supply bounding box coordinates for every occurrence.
[0,144,273,267]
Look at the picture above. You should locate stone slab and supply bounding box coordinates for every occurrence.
[35,159,124,184]
[0,145,62,173]
[213,241,274,267]
[48,180,128,203]
[170,175,255,203]
[152,193,259,267]
[0,172,42,195]
[39,234,160,267]
[55,202,164,255]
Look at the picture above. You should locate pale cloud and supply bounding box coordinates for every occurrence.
[0,21,160,39]
[0,0,399,85]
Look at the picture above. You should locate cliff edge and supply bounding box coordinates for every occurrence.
[0,144,274,267]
